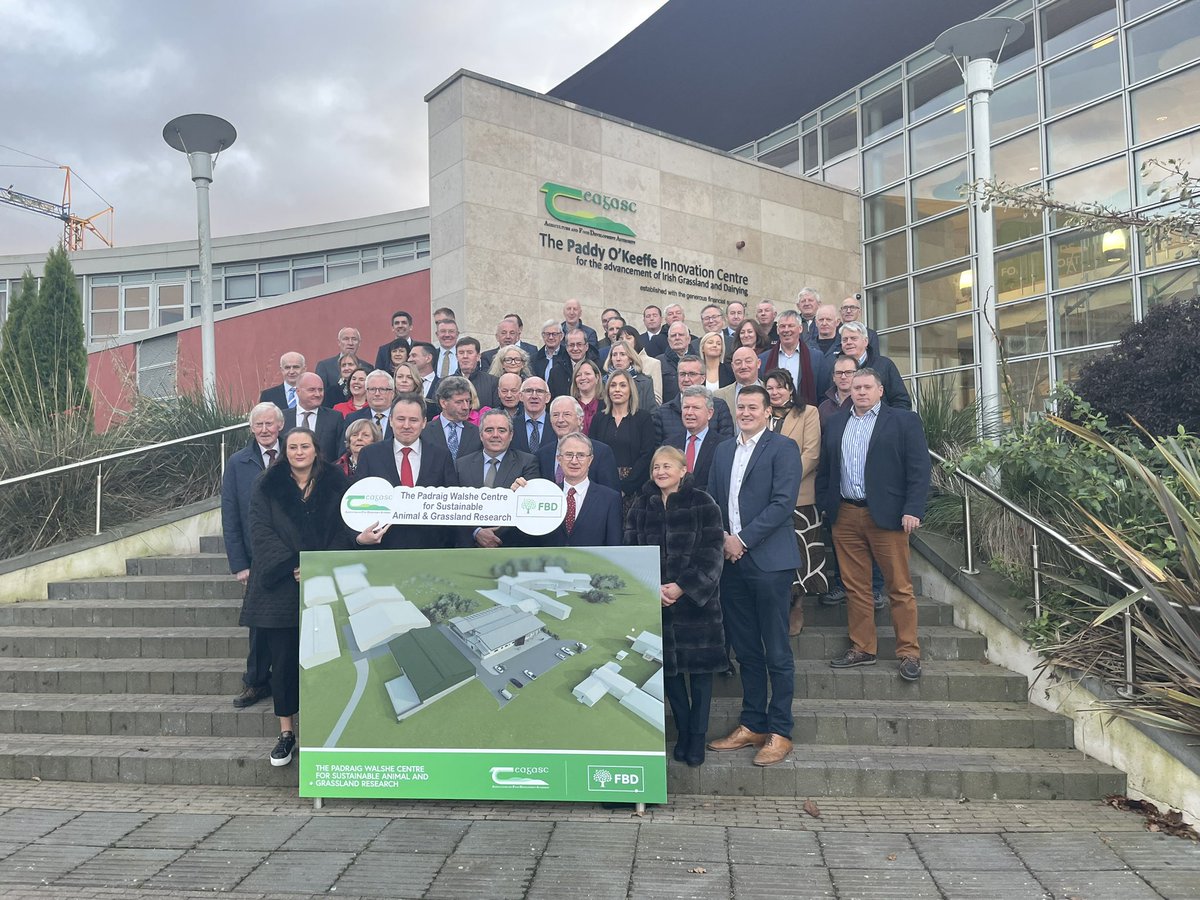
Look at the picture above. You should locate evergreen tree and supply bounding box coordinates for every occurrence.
[0,269,40,417]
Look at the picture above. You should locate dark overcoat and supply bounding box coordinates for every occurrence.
[623,475,726,676]
[241,460,355,630]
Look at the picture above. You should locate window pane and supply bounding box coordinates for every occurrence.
[1054,279,1133,348]
[1139,202,1197,268]
[863,134,904,192]
[1142,264,1200,310]
[362,258,379,273]
[760,138,800,171]
[915,265,973,320]
[1132,64,1200,144]
[327,262,359,281]
[1053,227,1132,288]
[90,312,118,339]
[996,16,1038,81]
[822,109,858,160]
[260,270,290,297]
[91,284,118,311]
[878,329,913,375]
[802,130,819,171]
[914,210,970,270]
[1044,39,1121,117]
[1040,0,1117,59]
[124,285,149,310]
[992,129,1042,185]
[867,280,910,331]
[909,58,964,122]
[915,369,977,412]
[293,267,325,290]
[1048,157,1131,228]
[998,298,1049,356]
[1057,345,1111,381]
[156,284,184,328]
[915,315,975,369]
[909,107,966,173]
[995,205,1045,246]
[866,232,907,283]
[862,85,904,144]
[225,273,256,302]
[124,309,150,331]
[823,154,860,191]
[863,188,906,238]
[1047,97,1125,173]
[1002,356,1052,421]
[911,158,968,220]
[996,241,1047,302]
[990,73,1039,140]
[1126,0,1173,18]
[1135,130,1200,204]
[1127,0,1200,83]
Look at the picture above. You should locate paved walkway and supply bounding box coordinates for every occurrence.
[0,780,1196,898]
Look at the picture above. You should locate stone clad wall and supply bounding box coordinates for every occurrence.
[426,70,861,338]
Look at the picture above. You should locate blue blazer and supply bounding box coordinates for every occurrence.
[220,440,270,573]
[815,403,931,530]
[355,437,459,549]
[535,434,621,492]
[706,429,803,572]
[546,482,623,547]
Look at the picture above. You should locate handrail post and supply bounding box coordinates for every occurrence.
[960,490,979,574]
[1030,539,1042,620]
[94,464,103,535]
[1121,609,1136,698]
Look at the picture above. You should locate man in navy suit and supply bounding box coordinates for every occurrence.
[283,373,343,462]
[220,401,283,710]
[314,327,371,397]
[509,376,551,454]
[342,370,395,445]
[456,409,541,549]
[536,396,621,491]
[480,315,538,370]
[670,386,730,489]
[653,355,734,446]
[259,351,305,413]
[432,319,461,379]
[545,432,622,547]
[421,376,482,461]
[355,395,458,550]
[706,385,802,767]
[373,310,414,372]
[816,368,931,681]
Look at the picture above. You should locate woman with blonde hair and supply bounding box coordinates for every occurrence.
[698,332,734,392]
[590,368,655,503]
[488,345,532,381]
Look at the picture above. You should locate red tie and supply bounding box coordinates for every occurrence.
[566,487,577,534]
[686,435,697,473]
[400,447,414,487]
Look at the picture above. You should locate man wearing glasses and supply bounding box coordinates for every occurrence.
[341,370,396,445]
[652,355,734,446]
[532,320,572,397]
[546,432,622,547]
[839,295,878,353]
[510,377,552,454]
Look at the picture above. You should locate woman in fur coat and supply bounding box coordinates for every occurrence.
[623,446,725,767]
[243,427,386,767]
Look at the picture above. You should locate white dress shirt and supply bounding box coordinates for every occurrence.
[392,438,422,484]
[727,427,765,540]
[563,477,590,512]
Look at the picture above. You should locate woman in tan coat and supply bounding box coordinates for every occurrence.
[763,368,827,633]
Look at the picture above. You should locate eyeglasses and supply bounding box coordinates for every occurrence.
[558,452,592,461]
[521,388,549,396]
[833,370,857,378]
[366,387,392,393]
[841,304,861,311]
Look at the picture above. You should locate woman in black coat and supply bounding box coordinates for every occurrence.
[243,427,386,767]
[590,368,655,503]
[623,446,725,767]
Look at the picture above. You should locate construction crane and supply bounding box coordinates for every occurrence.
[0,165,114,251]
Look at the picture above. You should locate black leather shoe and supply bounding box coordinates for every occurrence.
[233,684,271,709]
[672,737,688,762]
[685,734,706,768]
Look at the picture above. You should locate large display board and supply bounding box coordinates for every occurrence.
[297,546,666,804]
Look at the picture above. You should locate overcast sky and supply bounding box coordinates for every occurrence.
[0,0,664,257]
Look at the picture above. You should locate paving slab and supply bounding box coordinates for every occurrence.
[196,814,307,851]
[1004,830,1133,871]
[51,847,181,889]
[636,823,727,862]
[0,808,78,843]
[279,814,388,851]
[424,853,537,900]
[1139,868,1200,900]
[330,850,442,898]
[1101,830,1200,870]
[0,842,21,861]
[0,842,101,885]
[368,817,471,854]
[726,827,822,865]
[114,813,229,849]
[628,859,732,900]
[909,832,1027,870]
[234,849,355,894]
[817,832,924,869]
[542,821,639,858]
[828,867,942,899]
[142,848,266,892]
[928,868,1049,898]
[453,820,553,858]
[731,862,836,898]
[39,811,152,847]
[525,855,634,900]
[1035,868,1165,900]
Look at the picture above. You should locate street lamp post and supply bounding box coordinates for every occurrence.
[162,114,237,399]
[935,18,1024,433]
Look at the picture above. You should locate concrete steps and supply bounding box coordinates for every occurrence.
[0,544,1128,799]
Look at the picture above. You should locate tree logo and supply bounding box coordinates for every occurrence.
[592,769,613,788]
[586,765,645,793]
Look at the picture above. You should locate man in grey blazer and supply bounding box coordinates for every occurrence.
[455,409,541,548]
[706,385,802,767]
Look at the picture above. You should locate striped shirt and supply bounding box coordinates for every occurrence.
[840,401,881,500]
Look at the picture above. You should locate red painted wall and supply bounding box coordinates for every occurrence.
[86,269,430,429]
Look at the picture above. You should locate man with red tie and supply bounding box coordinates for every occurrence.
[673,386,731,489]
[546,432,622,547]
[354,394,458,550]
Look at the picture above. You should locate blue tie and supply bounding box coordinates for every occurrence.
[528,419,541,450]
[447,422,460,459]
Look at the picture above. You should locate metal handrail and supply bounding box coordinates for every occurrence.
[0,422,247,535]
[930,449,1137,696]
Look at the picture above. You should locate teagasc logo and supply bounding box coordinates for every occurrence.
[541,182,637,237]
[344,495,390,512]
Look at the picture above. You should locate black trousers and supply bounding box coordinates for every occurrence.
[663,672,714,738]
[261,626,300,719]
[242,626,272,688]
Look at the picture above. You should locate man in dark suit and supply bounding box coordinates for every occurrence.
[706,385,802,767]
[840,322,909,409]
[671,386,731,489]
[724,301,748,360]
[315,327,371,396]
[284,373,344,462]
[355,395,459,550]
[509,376,551,454]
[796,288,821,345]
[422,376,482,461]
[432,319,461,380]
[530,320,569,389]
[838,296,880,353]
[546,432,622,547]
[817,368,931,681]
[220,401,283,709]
[653,355,734,446]
[342,370,395,444]
[456,409,541,549]
[373,310,414,372]
[480,314,538,370]
[409,342,440,404]
[758,310,818,406]
[455,337,499,409]
[259,351,305,413]
[536,396,621,491]
[562,299,599,354]
[641,304,668,358]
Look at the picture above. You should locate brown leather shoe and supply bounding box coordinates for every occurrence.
[788,601,805,636]
[753,734,794,767]
[706,725,768,752]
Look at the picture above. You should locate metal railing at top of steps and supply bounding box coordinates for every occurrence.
[930,449,1138,698]
[0,423,246,537]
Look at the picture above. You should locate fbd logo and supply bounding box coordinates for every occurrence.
[541,182,637,237]
[587,765,645,794]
